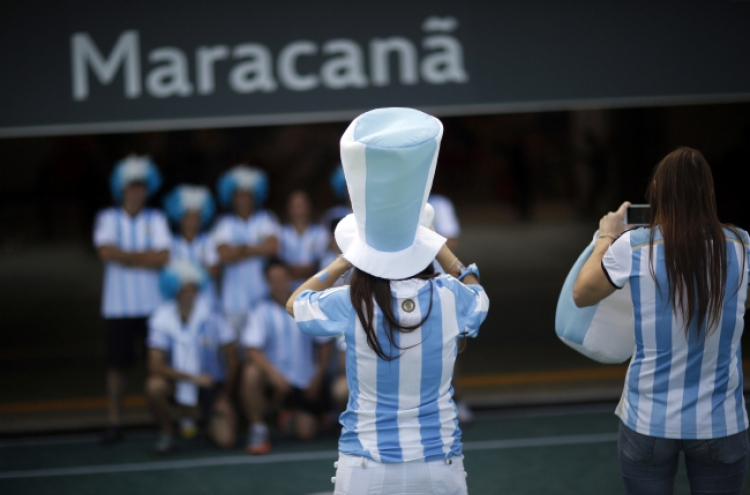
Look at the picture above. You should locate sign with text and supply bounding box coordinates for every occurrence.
[1,0,749,137]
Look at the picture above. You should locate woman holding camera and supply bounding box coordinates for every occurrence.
[574,147,749,494]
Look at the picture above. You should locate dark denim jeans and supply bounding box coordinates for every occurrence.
[618,421,749,495]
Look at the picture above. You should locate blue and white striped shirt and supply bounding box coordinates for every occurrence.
[604,227,749,439]
[212,211,280,313]
[93,207,172,318]
[241,299,329,389]
[293,275,489,462]
[278,224,330,288]
[170,233,219,305]
[147,296,236,382]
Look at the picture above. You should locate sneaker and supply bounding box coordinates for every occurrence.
[152,432,174,455]
[246,423,271,455]
[180,418,199,439]
[456,400,474,424]
[101,425,122,446]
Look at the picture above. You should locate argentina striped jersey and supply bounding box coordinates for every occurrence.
[147,296,235,382]
[94,207,171,318]
[293,275,489,462]
[170,233,219,305]
[278,224,330,287]
[212,211,280,313]
[604,227,749,439]
[241,299,330,389]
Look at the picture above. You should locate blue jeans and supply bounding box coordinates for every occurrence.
[618,421,749,495]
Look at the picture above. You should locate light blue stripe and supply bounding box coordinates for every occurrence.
[375,302,402,461]
[363,142,436,252]
[417,283,449,459]
[338,312,366,457]
[649,245,672,437]
[734,345,746,432]
[113,210,126,316]
[626,244,643,430]
[680,314,705,438]
[710,240,740,437]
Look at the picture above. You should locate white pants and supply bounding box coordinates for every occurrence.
[333,453,468,495]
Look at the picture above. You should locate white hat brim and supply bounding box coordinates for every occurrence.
[335,213,446,279]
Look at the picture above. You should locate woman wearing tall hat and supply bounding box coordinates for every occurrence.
[163,185,220,306]
[212,166,280,337]
[288,108,489,495]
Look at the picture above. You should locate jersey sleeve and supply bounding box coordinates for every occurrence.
[211,217,233,247]
[293,286,352,337]
[601,232,633,289]
[147,313,172,352]
[93,209,117,248]
[150,212,173,251]
[240,310,266,349]
[451,279,489,338]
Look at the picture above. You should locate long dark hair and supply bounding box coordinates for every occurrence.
[349,264,437,361]
[647,147,744,336]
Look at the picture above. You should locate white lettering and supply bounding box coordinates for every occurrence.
[369,37,418,87]
[278,41,319,91]
[421,35,468,84]
[146,48,193,98]
[229,43,278,93]
[320,39,368,89]
[196,45,229,95]
[71,31,141,101]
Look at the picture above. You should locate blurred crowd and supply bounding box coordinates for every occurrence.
[96,155,465,455]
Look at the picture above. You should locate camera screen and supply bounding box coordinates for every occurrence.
[627,206,650,225]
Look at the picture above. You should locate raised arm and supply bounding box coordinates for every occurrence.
[286,255,352,316]
[434,238,479,285]
[573,202,630,307]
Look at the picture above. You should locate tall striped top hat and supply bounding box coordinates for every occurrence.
[335,107,446,279]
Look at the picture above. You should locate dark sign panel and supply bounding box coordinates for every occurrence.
[1,0,749,136]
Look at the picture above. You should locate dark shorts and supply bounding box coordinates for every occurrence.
[282,386,327,416]
[199,383,226,420]
[106,317,148,369]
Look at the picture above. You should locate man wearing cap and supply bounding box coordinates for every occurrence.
[146,260,238,454]
[93,155,171,444]
[212,166,280,337]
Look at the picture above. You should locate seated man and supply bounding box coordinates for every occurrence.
[240,258,333,454]
[145,260,238,454]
